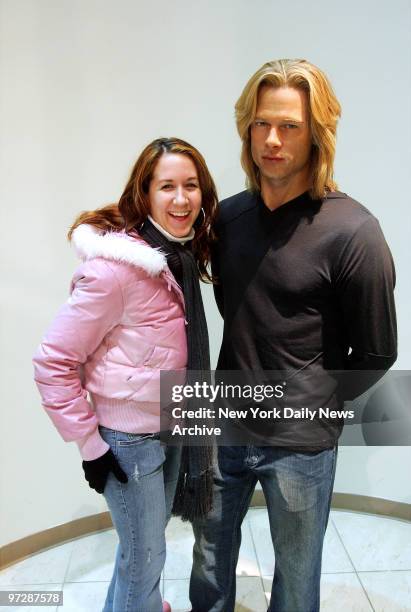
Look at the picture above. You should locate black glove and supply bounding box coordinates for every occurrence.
[82,449,128,494]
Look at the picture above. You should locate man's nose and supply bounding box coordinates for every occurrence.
[266,127,281,147]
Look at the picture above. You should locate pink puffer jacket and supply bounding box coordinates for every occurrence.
[33,224,187,460]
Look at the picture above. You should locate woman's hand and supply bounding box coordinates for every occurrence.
[82,449,128,494]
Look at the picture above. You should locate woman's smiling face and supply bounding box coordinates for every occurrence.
[148,153,202,237]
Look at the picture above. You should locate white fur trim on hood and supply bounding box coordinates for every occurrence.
[71,224,167,276]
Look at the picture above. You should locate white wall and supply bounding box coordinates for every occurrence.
[1,0,410,547]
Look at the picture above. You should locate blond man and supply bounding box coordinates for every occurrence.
[189,59,397,612]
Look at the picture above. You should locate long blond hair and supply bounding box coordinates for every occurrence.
[235,59,341,199]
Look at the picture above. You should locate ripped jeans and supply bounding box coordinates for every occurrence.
[99,426,181,612]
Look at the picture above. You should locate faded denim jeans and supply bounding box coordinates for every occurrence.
[190,445,337,612]
[99,426,180,612]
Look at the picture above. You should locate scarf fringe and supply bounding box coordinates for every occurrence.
[172,469,214,522]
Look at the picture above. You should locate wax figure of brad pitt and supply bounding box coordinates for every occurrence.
[189,59,397,612]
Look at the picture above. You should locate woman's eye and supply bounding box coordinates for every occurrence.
[254,121,266,127]
[282,124,298,129]
[186,183,199,189]
[161,184,173,190]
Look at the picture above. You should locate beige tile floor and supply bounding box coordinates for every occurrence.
[1,509,410,611]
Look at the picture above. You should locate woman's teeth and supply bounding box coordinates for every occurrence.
[169,211,190,217]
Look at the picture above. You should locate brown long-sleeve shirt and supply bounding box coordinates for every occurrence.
[212,190,397,448]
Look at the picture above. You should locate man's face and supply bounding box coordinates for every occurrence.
[250,85,312,190]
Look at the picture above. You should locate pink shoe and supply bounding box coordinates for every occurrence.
[162,602,171,612]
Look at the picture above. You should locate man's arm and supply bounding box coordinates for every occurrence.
[334,216,397,399]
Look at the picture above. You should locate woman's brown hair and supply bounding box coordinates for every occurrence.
[68,137,218,281]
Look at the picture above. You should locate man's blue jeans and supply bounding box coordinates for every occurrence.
[190,445,338,612]
[99,426,180,612]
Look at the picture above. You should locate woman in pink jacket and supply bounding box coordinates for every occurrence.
[33,137,218,612]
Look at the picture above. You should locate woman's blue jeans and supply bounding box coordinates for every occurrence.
[190,445,338,612]
[99,426,180,612]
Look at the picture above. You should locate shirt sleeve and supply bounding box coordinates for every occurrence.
[334,216,397,399]
[33,259,124,459]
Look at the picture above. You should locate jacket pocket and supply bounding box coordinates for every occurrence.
[125,367,158,396]
[143,345,170,368]
[105,339,155,368]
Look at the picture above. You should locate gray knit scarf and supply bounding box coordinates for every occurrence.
[140,218,214,521]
